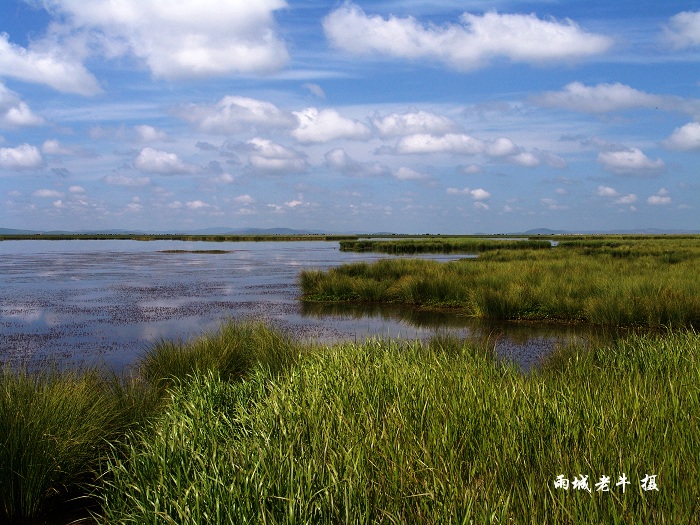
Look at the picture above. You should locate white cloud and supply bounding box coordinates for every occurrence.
[303,83,326,99]
[234,194,256,205]
[69,185,85,193]
[661,122,700,151]
[596,185,618,197]
[42,0,290,79]
[135,125,168,143]
[323,4,612,71]
[247,138,307,173]
[371,110,457,137]
[291,108,371,143]
[0,83,45,127]
[664,11,700,49]
[33,189,63,198]
[392,133,485,155]
[103,174,151,187]
[597,147,665,175]
[186,200,211,210]
[42,139,73,155]
[0,33,101,95]
[324,148,388,177]
[508,151,540,168]
[473,201,489,211]
[0,144,44,170]
[393,167,429,180]
[647,188,672,205]
[616,194,637,205]
[534,82,665,113]
[177,96,295,134]
[447,187,490,200]
[134,147,196,174]
[470,188,491,201]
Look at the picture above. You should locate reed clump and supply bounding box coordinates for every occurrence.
[302,237,700,328]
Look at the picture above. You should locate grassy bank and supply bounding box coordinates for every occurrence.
[2,321,698,523]
[339,238,551,254]
[301,237,700,328]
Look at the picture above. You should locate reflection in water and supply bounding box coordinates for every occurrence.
[0,240,624,373]
[301,301,628,372]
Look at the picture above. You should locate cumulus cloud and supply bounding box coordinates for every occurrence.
[41,0,290,78]
[596,185,618,197]
[177,96,295,135]
[0,33,101,95]
[0,83,44,127]
[134,147,196,174]
[393,167,429,181]
[0,143,44,170]
[186,200,211,210]
[647,188,672,205]
[371,110,457,137]
[385,132,562,168]
[246,138,307,173]
[134,125,168,143]
[291,108,371,143]
[303,83,326,99]
[447,187,491,200]
[391,133,485,155]
[234,194,256,205]
[33,189,63,198]
[103,174,151,187]
[616,194,638,205]
[323,4,612,70]
[324,148,388,177]
[664,11,700,48]
[534,82,665,113]
[597,147,665,175]
[661,122,700,151]
[42,139,73,155]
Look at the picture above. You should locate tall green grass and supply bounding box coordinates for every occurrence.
[0,320,299,522]
[0,367,156,521]
[100,330,699,524]
[301,238,700,328]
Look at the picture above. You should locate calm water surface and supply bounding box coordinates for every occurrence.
[1,240,610,371]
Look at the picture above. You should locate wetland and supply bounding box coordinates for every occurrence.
[1,234,698,523]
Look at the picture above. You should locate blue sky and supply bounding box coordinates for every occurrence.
[0,0,699,233]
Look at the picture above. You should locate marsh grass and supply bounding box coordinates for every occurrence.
[301,238,700,328]
[99,330,699,524]
[339,238,551,254]
[138,320,301,390]
[0,366,158,522]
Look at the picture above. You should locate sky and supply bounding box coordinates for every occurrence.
[0,0,699,234]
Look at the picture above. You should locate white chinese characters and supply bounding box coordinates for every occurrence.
[554,473,658,493]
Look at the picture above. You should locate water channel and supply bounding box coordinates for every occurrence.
[1,239,615,372]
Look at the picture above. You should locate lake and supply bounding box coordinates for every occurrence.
[1,240,611,372]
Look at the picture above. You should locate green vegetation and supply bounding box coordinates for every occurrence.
[339,237,551,253]
[302,236,700,328]
[2,321,698,523]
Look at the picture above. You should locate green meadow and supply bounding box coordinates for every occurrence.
[1,236,698,523]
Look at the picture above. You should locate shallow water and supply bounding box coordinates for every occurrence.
[1,240,612,372]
